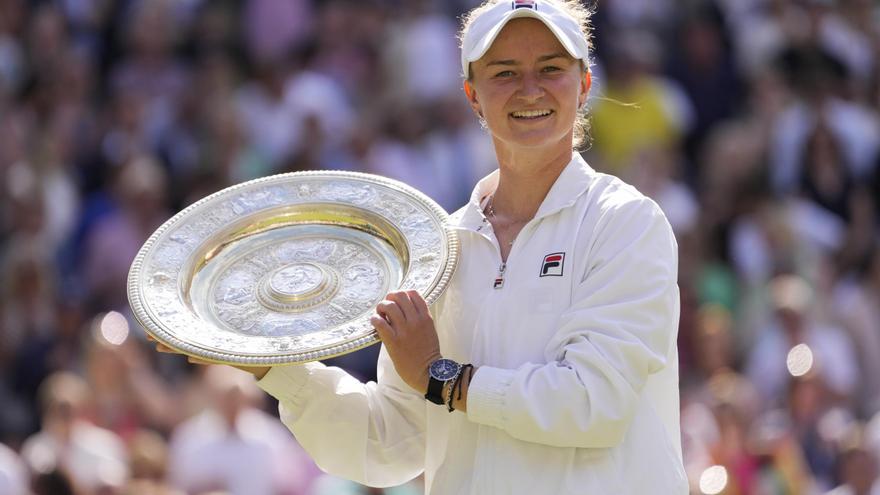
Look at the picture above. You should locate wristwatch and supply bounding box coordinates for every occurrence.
[425,358,462,405]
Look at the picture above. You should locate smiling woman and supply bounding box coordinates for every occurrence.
[249,1,688,494]
[461,0,593,149]
[464,20,588,155]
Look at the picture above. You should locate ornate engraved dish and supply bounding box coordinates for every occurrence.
[127,171,459,366]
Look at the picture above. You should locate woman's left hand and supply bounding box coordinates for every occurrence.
[370,290,441,394]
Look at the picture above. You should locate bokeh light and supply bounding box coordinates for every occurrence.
[699,465,728,495]
[786,343,814,377]
[100,311,130,346]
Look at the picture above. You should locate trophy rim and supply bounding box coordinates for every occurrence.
[127,170,459,366]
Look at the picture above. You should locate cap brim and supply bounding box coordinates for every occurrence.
[463,9,584,78]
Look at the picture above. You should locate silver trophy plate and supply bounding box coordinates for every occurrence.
[127,171,459,366]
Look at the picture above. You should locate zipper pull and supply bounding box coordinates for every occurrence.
[493,262,506,289]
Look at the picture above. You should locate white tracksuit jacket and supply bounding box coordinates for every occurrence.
[258,153,688,494]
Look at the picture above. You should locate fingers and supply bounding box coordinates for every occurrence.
[156,343,177,353]
[147,335,214,367]
[375,291,433,339]
[147,334,175,354]
[156,344,205,365]
[377,299,406,326]
[385,290,430,321]
[372,291,441,394]
[406,290,429,317]
[386,291,420,321]
[371,314,395,340]
[374,294,430,328]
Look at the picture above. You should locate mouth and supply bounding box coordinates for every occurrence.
[509,109,554,120]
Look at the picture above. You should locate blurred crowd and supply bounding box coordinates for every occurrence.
[0,0,879,494]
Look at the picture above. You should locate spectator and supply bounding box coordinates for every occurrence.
[0,1,878,492]
[124,429,183,495]
[0,441,28,495]
[745,274,859,407]
[81,154,170,310]
[84,315,182,438]
[589,29,693,175]
[825,431,880,495]
[833,245,880,416]
[798,123,856,223]
[167,365,318,495]
[21,371,129,494]
[667,5,743,173]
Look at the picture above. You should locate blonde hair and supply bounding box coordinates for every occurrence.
[459,0,594,149]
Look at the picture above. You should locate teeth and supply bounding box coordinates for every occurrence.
[512,109,552,118]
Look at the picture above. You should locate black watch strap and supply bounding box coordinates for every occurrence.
[425,376,446,405]
[425,358,462,405]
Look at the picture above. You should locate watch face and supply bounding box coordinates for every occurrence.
[429,358,461,381]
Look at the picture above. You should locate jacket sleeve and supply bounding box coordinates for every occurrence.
[257,345,426,487]
[466,198,679,449]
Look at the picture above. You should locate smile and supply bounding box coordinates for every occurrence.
[510,109,554,119]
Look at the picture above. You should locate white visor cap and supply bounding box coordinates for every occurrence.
[461,0,590,79]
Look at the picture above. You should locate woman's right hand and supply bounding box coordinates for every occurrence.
[147,334,271,380]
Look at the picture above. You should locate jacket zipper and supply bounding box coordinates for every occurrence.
[481,206,537,290]
[493,262,506,289]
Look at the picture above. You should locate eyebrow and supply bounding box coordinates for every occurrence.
[485,52,569,67]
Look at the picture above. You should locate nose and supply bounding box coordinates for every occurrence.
[516,72,544,103]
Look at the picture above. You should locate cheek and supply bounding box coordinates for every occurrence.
[559,83,583,107]
[556,89,583,119]
[478,89,511,119]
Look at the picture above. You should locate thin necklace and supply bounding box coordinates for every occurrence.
[484,194,523,247]
[485,194,531,224]
[485,194,498,219]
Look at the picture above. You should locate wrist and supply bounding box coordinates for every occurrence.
[446,364,474,413]
[424,357,461,405]
[419,368,431,395]
[418,353,442,394]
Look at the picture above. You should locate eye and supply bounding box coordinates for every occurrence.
[494,70,515,78]
[541,66,562,73]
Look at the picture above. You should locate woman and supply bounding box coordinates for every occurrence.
[165,1,687,493]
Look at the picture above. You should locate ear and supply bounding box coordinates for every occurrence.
[463,80,483,117]
[578,71,592,108]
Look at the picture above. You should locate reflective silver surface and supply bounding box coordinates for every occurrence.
[127,172,459,366]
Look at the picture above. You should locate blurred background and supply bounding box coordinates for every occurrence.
[0,0,878,493]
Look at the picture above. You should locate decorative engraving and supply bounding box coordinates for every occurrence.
[256,263,340,313]
[128,171,458,365]
[317,183,377,205]
[297,183,315,198]
[270,264,323,296]
[205,236,387,341]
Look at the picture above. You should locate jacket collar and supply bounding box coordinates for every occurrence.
[450,152,595,232]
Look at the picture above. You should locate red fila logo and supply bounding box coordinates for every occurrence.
[540,252,565,277]
[512,0,537,10]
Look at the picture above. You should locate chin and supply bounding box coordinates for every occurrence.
[500,129,571,149]
[490,116,574,148]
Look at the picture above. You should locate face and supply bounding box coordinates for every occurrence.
[466,18,590,152]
